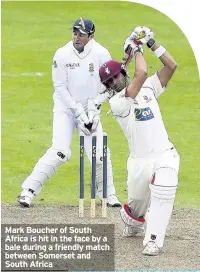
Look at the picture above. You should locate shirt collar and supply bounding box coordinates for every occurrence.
[73,39,95,58]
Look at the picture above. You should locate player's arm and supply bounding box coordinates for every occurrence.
[88,47,112,110]
[126,51,148,98]
[99,48,112,66]
[52,49,78,111]
[122,28,148,98]
[52,49,90,134]
[147,40,177,87]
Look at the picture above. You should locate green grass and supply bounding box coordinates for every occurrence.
[2,2,200,207]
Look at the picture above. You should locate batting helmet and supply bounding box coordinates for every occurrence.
[99,60,124,84]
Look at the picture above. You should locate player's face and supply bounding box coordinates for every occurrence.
[73,29,90,52]
[106,72,126,92]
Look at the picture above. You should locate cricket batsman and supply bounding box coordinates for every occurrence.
[99,26,180,255]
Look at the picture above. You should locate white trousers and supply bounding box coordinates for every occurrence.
[126,147,180,248]
[127,147,180,217]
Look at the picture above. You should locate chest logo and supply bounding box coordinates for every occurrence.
[143,95,152,103]
[135,107,154,121]
[89,63,94,73]
[66,63,80,69]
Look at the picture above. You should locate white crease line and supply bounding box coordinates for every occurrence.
[2,72,45,77]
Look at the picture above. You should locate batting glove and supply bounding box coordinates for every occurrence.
[122,37,143,68]
[124,37,144,55]
[73,102,91,135]
[130,26,154,45]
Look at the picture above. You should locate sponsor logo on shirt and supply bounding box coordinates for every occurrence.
[134,107,154,121]
[143,95,152,103]
[66,63,80,69]
[151,234,157,240]
[89,63,94,72]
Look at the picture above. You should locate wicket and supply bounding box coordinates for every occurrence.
[79,135,84,218]
[79,132,108,218]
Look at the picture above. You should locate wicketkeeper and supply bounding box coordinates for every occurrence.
[98,26,180,255]
[17,17,121,208]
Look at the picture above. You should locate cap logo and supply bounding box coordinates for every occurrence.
[79,17,85,29]
[105,67,110,75]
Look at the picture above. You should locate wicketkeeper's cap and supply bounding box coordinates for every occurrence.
[73,17,95,35]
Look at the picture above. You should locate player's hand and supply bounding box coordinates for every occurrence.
[75,114,91,135]
[129,26,154,45]
[124,26,147,52]
[87,99,101,132]
[122,37,143,68]
[124,36,141,53]
[73,102,91,135]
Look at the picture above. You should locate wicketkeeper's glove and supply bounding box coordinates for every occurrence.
[72,102,91,135]
[87,99,101,133]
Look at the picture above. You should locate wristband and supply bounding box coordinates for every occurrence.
[147,38,155,48]
[153,46,166,58]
